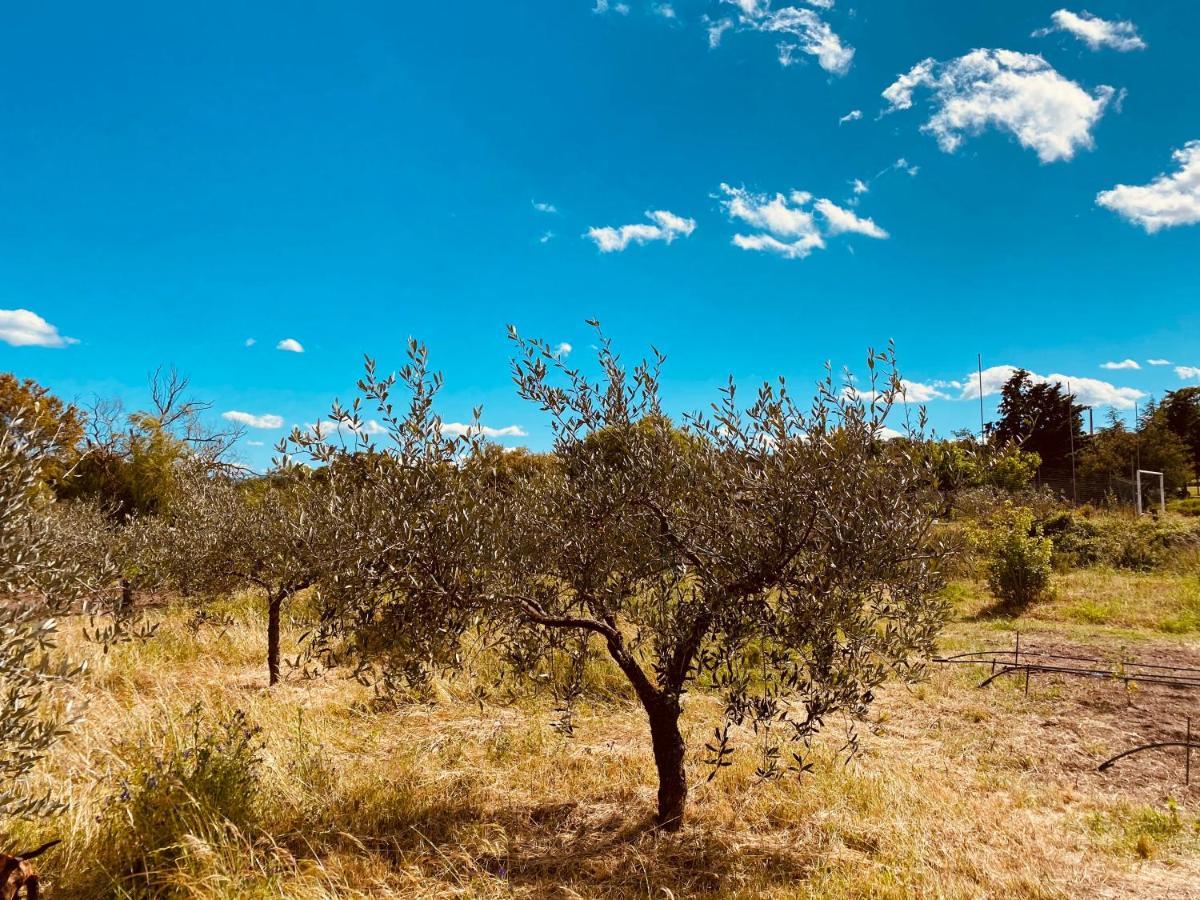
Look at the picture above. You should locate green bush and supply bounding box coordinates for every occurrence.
[1169,498,1200,517]
[1040,510,1200,571]
[975,506,1053,610]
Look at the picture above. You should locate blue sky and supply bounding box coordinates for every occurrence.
[1,1,1198,468]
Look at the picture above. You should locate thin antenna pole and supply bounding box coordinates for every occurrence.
[1067,380,1078,504]
[977,354,985,441]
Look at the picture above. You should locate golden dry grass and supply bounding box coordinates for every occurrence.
[7,578,1200,899]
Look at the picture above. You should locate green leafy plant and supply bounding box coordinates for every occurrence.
[975,505,1053,610]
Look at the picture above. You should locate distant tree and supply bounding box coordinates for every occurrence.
[1078,406,1192,496]
[1156,387,1200,482]
[990,369,1084,470]
[60,367,244,520]
[0,373,84,487]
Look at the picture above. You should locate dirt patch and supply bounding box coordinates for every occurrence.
[928,633,1200,800]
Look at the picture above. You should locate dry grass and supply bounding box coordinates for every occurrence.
[7,579,1200,898]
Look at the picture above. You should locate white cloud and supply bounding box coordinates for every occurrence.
[839,109,862,125]
[532,200,558,214]
[442,422,528,439]
[539,231,555,244]
[1100,359,1140,370]
[1147,359,1172,366]
[554,342,573,358]
[1034,9,1145,52]
[0,309,75,348]
[851,179,869,195]
[721,1,853,75]
[1177,366,1200,381]
[222,410,285,429]
[1096,142,1200,233]
[882,49,1114,163]
[814,198,888,238]
[719,183,888,257]
[706,17,735,47]
[593,0,629,14]
[958,364,1144,409]
[244,338,256,347]
[276,338,305,353]
[587,210,696,252]
[848,380,949,404]
[654,3,676,19]
[246,440,265,447]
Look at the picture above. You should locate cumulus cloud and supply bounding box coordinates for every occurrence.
[442,422,528,438]
[959,364,1144,409]
[1177,366,1200,381]
[532,200,558,214]
[851,178,869,195]
[1147,359,1172,366]
[882,49,1114,163]
[720,1,853,75]
[814,198,888,238]
[554,342,573,358]
[276,338,305,353]
[719,184,887,258]
[593,0,629,13]
[1096,142,1200,233]
[654,3,676,19]
[839,109,862,125]
[0,309,76,348]
[1034,9,1145,52]
[1100,359,1140,370]
[222,410,285,429]
[587,210,696,252]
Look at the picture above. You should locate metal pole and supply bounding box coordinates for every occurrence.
[978,354,985,441]
[1067,380,1078,504]
[1137,469,1143,516]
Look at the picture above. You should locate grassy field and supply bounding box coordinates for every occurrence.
[10,562,1200,898]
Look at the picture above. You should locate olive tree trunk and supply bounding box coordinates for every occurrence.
[645,695,687,831]
[267,591,282,686]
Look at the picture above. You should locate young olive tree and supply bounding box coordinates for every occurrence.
[491,327,949,829]
[0,415,87,820]
[282,343,486,693]
[163,466,336,686]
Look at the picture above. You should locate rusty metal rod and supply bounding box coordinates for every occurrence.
[1098,741,1200,773]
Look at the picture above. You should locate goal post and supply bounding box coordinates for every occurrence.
[1135,469,1166,516]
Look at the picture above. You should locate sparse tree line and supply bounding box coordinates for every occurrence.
[12,329,1197,830]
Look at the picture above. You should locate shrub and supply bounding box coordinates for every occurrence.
[99,706,264,884]
[1040,510,1200,571]
[1169,498,1200,517]
[975,506,1053,609]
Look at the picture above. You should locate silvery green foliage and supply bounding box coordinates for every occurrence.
[0,415,86,820]
[282,341,486,693]
[494,324,950,827]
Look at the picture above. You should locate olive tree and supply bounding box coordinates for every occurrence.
[0,414,86,820]
[487,327,949,829]
[281,344,486,693]
[169,467,336,686]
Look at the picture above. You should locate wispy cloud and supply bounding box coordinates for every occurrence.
[839,109,862,125]
[442,422,528,438]
[1097,142,1200,233]
[0,309,76,348]
[222,410,285,429]
[882,49,1114,163]
[1147,359,1172,366]
[1033,9,1145,52]
[720,1,853,75]
[532,200,558,214]
[276,338,305,353]
[814,198,889,238]
[1100,359,1140,370]
[592,0,629,14]
[587,210,696,252]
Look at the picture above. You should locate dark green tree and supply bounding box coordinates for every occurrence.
[990,369,1084,470]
